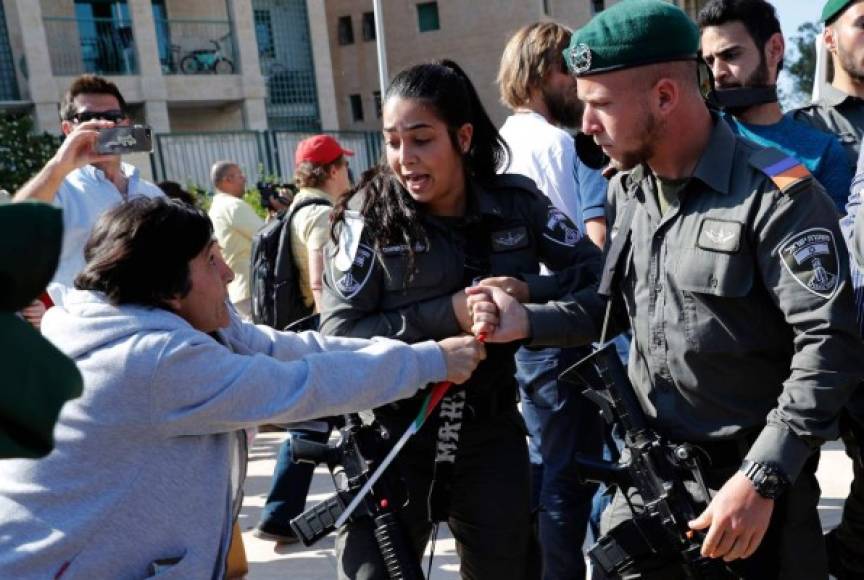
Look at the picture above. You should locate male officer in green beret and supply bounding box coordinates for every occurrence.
[793,0,864,169]
[466,0,864,577]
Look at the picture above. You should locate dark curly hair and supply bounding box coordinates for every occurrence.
[330,60,509,282]
[75,197,213,308]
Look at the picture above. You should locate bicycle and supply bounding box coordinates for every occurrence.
[179,32,234,74]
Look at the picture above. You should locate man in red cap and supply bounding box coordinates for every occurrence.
[253,134,353,544]
[290,135,354,313]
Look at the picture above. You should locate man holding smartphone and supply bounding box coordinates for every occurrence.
[12,74,163,307]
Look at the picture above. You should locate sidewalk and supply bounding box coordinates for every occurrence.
[239,432,854,579]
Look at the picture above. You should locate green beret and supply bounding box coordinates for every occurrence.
[564,0,700,76]
[822,0,856,23]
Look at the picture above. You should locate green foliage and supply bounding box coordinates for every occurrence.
[785,22,819,108]
[243,189,267,220]
[186,183,212,211]
[184,183,267,220]
[0,113,61,192]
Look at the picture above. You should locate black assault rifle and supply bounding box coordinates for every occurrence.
[289,413,424,580]
[560,342,737,579]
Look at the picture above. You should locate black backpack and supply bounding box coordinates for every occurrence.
[250,197,332,330]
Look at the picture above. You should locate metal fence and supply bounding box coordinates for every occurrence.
[0,1,18,100]
[153,130,383,189]
[43,16,137,76]
[154,18,236,75]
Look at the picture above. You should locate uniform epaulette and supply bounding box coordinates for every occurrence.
[748,147,812,194]
[491,173,545,198]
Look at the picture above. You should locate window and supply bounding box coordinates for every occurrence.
[591,0,605,13]
[254,9,275,59]
[373,91,382,118]
[350,94,364,122]
[417,2,440,32]
[542,0,550,15]
[70,0,137,75]
[337,15,354,45]
[362,12,376,41]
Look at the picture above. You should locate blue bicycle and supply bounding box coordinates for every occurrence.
[179,33,234,74]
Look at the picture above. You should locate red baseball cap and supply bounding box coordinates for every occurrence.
[295,135,354,166]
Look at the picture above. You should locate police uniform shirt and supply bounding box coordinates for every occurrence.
[319,175,604,404]
[525,117,864,483]
[793,83,864,170]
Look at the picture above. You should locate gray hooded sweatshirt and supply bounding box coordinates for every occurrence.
[0,290,446,579]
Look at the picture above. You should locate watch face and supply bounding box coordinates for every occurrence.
[762,474,780,496]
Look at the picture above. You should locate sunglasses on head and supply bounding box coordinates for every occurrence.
[71,109,127,123]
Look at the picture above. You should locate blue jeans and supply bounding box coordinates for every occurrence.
[516,346,605,580]
[259,428,330,532]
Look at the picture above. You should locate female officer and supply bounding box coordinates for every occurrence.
[319,60,603,580]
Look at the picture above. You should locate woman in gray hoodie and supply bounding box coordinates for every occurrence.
[0,197,485,580]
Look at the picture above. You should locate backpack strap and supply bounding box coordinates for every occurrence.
[273,198,333,281]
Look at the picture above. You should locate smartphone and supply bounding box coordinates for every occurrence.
[95,125,153,155]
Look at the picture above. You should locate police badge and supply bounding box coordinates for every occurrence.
[334,243,376,299]
[543,207,582,247]
[564,43,592,75]
[777,228,839,299]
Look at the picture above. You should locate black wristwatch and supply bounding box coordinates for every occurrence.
[739,460,789,499]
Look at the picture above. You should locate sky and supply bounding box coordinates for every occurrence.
[769,0,824,106]
[772,0,821,37]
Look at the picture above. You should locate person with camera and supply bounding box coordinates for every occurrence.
[12,74,163,307]
[466,1,864,577]
[320,60,603,579]
[0,196,485,579]
[253,134,354,544]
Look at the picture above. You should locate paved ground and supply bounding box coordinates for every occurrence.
[239,433,854,580]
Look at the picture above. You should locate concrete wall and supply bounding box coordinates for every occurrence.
[319,0,704,131]
[168,103,244,131]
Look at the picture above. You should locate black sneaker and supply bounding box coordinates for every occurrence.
[252,522,300,545]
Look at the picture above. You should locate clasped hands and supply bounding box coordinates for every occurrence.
[451,276,531,343]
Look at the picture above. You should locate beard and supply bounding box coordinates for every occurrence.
[716,56,773,116]
[543,85,582,128]
[836,38,864,83]
[608,108,661,171]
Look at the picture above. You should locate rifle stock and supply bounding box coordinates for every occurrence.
[288,414,424,580]
[560,342,735,579]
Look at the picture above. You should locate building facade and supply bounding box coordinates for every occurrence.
[0,0,706,136]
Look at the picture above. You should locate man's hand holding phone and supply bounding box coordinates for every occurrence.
[50,120,118,175]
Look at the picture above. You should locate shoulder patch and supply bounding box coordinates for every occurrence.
[543,206,582,248]
[749,148,812,193]
[334,210,365,271]
[334,243,376,299]
[776,227,839,299]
